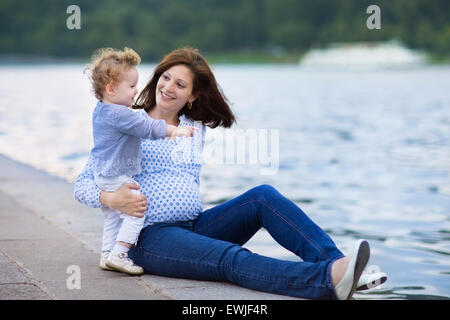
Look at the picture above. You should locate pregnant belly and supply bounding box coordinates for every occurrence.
[137,171,202,221]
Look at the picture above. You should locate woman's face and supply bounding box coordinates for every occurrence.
[155,64,195,113]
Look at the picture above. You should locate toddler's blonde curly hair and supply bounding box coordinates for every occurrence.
[84,47,141,100]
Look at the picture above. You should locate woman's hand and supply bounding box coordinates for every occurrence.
[99,183,147,217]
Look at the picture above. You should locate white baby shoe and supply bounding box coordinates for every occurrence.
[105,252,144,275]
[99,251,114,271]
[334,239,370,300]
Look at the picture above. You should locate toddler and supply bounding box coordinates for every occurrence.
[84,47,195,275]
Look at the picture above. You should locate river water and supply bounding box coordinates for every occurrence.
[0,63,449,299]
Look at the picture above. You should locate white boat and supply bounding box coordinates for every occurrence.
[299,40,426,70]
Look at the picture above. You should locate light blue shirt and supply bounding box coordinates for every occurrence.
[75,110,206,227]
[91,101,166,177]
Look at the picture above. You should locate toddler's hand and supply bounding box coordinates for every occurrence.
[173,126,198,138]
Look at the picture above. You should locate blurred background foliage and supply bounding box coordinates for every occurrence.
[0,0,449,62]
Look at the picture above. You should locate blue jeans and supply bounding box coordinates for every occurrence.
[128,184,344,299]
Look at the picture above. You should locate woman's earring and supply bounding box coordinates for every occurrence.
[188,100,193,110]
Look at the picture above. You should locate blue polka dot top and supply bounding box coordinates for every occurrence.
[74,110,206,227]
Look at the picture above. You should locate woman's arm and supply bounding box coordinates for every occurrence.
[73,156,103,208]
[73,156,146,217]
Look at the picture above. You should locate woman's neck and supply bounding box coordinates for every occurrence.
[148,107,179,126]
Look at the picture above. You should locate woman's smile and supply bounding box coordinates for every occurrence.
[160,90,176,101]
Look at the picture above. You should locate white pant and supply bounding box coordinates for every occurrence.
[95,175,145,252]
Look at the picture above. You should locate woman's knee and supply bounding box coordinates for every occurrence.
[246,184,280,201]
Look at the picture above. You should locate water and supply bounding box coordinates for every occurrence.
[0,63,449,299]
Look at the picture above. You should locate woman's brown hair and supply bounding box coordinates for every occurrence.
[133,47,236,128]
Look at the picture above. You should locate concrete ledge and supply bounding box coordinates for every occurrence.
[0,154,300,300]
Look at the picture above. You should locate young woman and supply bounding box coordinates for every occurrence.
[74,47,386,299]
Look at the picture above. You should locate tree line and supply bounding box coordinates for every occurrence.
[1,0,448,61]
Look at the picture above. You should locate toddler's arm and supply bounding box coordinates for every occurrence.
[110,107,166,140]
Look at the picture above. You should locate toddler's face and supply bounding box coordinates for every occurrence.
[111,67,139,107]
